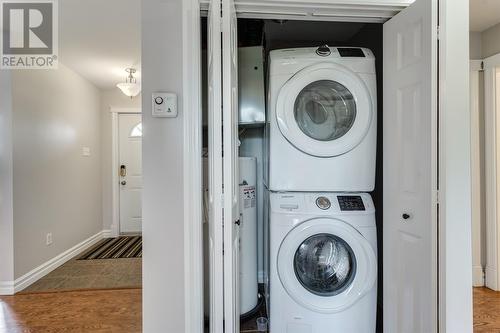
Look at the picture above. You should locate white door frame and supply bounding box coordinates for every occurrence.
[484,52,500,290]
[110,107,142,238]
[438,0,473,330]
[182,0,204,332]
[181,0,472,332]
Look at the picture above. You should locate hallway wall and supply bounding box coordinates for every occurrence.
[482,23,500,59]
[11,64,102,279]
[470,22,500,60]
[470,32,482,60]
[470,62,486,286]
[0,72,14,292]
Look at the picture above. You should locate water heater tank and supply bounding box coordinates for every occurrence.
[202,157,259,316]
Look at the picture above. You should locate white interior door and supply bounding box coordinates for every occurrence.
[118,113,143,233]
[207,0,224,331]
[383,0,438,332]
[484,62,500,290]
[222,0,240,330]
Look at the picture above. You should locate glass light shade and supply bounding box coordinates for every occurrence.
[117,82,141,97]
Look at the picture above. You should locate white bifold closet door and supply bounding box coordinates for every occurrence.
[208,0,439,331]
[208,0,240,332]
[383,0,438,332]
[222,0,240,331]
[207,0,224,331]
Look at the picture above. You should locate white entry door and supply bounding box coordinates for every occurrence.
[119,113,143,233]
[222,0,240,330]
[383,0,438,332]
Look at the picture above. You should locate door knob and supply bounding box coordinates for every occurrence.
[121,180,127,185]
[402,213,410,220]
[235,219,240,226]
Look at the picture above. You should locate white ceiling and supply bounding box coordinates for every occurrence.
[470,0,500,32]
[59,0,141,89]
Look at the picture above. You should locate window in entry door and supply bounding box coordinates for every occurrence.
[129,122,143,138]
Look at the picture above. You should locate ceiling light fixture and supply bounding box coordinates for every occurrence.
[117,68,141,98]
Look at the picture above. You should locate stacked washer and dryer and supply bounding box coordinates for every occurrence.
[264,46,378,332]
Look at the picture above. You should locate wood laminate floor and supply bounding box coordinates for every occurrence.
[11,285,500,332]
[475,287,500,332]
[0,289,141,333]
[0,286,494,333]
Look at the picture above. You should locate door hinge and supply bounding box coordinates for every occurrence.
[436,26,440,40]
[434,190,440,204]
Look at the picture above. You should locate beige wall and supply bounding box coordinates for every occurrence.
[100,89,141,232]
[12,64,102,278]
[470,66,486,286]
[0,72,14,289]
[469,31,487,284]
[470,31,483,59]
[482,22,500,59]
[468,20,500,285]
[470,22,500,60]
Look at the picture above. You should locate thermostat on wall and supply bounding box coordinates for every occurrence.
[152,92,177,117]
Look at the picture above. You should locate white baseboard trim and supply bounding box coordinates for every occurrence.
[12,230,105,293]
[485,266,498,290]
[473,265,485,287]
[0,281,14,295]
[102,229,114,238]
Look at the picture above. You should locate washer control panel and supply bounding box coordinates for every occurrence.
[271,192,374,214]
[315,196,331,210]
[338,196,365,211]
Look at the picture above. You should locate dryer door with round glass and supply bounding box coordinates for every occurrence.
[276,63,373,157]
[277,218,377,313]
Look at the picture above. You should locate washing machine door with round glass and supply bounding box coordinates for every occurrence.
[277,218,377,313]
[276,62,373,157]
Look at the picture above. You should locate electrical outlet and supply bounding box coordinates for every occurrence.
[46,233,53,245]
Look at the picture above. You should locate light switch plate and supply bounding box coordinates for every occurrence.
[82,147,91,156]
[152,92,177,117]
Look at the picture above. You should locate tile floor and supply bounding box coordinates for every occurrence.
[21,257,141,293]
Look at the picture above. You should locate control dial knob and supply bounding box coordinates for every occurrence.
[316,196,331,210]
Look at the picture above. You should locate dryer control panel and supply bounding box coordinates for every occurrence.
[337,195,365,211]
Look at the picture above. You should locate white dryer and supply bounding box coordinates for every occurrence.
[268,191,377,333]
[265,46,377,192]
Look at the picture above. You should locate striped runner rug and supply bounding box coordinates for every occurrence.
[78,236,142,260]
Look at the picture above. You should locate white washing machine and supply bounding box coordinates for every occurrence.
[265,46,377,192]
[269,191,377,333]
